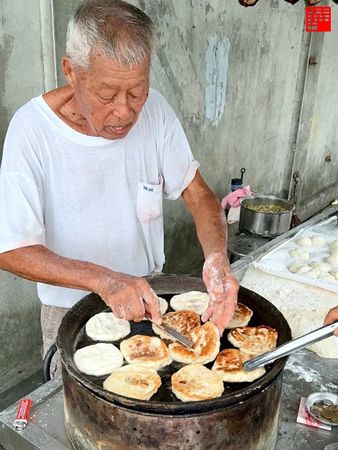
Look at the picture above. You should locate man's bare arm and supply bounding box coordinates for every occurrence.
[181,171,228,258]
[182,171,239,334]
[0,245,161,323]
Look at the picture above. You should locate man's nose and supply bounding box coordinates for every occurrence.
[111,95,132,122]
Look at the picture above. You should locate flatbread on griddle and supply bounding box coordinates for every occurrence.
[169,322,220,365]
[158,296,169,315]
[226,303,253,329]
[120,335,171,370]
[228,326,278,356]
[103,365,161,400]
[152,309,200,341]
[73,343,123,376]
[212,349,265,382]
[171,364,224,402]
[85,312,130,341]
[170,291,209,315]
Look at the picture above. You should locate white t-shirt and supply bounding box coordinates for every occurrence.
[0,88,199,308]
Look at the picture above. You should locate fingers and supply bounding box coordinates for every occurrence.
[202,303,213,323]
[111,303,125,319]
[143,286,162,324]
[210,299,236,336]
[324,307,338,336]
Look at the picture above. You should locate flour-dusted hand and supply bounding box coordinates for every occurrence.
[202,252,239,335]
[96,272,162,324]
[324,306,338,337]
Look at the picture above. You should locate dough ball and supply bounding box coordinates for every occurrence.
[288,262,303,273]
[295,264,311,275]
[305,269,320,279]
[319,272,335,282]
[311,235,326,247]
[296,237,312,247]
[288,263,311,275]
[330,240,338,251]
[289,248,309,261]
[330,270,338,280]
[310,261,331,272]
[326,254,338,266]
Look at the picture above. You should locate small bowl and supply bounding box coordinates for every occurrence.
[305,392,338,427]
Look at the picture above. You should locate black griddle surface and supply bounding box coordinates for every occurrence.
[73,294,275,403]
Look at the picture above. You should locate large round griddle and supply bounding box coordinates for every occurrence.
[58,284,291,415]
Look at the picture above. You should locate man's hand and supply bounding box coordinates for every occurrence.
[96,272,162,324]
[201,252,239,335]
[324,306,338,337]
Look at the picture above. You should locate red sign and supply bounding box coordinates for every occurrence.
[305,6,331,32]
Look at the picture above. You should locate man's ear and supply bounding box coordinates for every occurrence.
[62,57,77,87]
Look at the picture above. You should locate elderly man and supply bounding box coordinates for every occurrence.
[0,0,238,366]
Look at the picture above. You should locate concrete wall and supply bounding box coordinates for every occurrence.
[0,0,56,390]
[0,0,337,386]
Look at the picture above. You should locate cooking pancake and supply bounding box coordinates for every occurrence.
[212,349,265,382]
[228,326,278,356]
[74,343,123,376]
[103,365,161,401]
[169,322,220,364]
[170,291,209,315]
[171,364,224,402]
[152,310,200,341]
[158,296,169,315]
[120,335,172,370]
[85,312,131,341]
[225,303,253,329]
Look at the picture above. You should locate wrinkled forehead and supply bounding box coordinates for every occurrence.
[77,51,150,89]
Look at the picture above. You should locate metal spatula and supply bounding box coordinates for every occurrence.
[243,321,338,372]
[147,317,194,348]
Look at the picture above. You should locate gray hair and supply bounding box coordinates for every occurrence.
[66,0,155,69]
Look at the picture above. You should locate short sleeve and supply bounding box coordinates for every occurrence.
[161,116,200,201]
[0,113,45,254]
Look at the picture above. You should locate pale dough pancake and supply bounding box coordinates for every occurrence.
[228,326,278,356]
[171,364,224,402]
[212,349,265,382]
[169,322,220,365]
[74,343,123,376]
[152,310,200,341]
[103,365,161,400]
[226,303,253,328]
[85,312,131,341]
[158,296,169,315]
[120,335,172,370]
[170,291,209,315]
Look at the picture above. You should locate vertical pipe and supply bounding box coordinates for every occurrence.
[38,0,57,92]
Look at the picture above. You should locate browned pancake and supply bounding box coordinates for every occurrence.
[120,335,172,370]
[171,364,224,402]
[212,349,265,382]
[103,365,162,400]
[228,326,278,356]
[152,310,200,341]
[226,303,253,328]
[169,322,220,364]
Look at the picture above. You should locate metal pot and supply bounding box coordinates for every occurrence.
[57,275,291,450]
[239,195,294,238]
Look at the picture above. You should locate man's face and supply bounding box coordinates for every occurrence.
[66,52,150,140]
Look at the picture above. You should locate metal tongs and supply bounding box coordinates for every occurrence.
[243,321,338,372]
